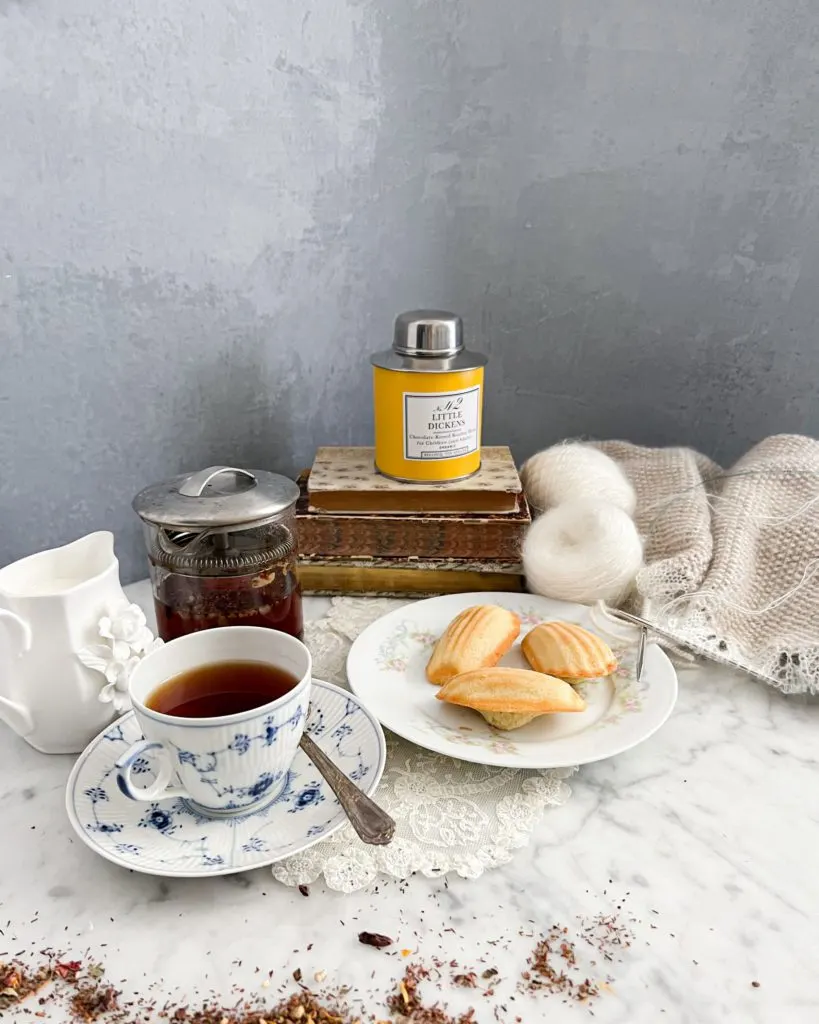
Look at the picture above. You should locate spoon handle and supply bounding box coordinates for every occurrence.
[298,732,396,846]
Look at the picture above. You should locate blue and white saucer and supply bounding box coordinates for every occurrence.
[65,679,387,877]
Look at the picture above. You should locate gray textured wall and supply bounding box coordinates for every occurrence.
[2,0,819,581]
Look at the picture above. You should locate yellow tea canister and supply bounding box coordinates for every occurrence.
[371,310,488,482]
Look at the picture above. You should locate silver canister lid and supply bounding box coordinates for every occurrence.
[371,309,487,372]
[132,465,300,529]
[394,309,463,357]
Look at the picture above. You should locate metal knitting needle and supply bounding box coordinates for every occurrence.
[606,607,687,650]
[635,625,648,682]
[606,606,760,681]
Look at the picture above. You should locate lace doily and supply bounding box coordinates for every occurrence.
[272,597,575,893]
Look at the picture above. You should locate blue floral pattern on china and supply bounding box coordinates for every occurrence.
[66,679,386,877]
[150,704,309,811]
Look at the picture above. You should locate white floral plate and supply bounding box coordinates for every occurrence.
[346,593,677,769]
[65,679,386,877]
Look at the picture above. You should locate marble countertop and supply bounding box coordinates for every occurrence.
[1,583,818,1023]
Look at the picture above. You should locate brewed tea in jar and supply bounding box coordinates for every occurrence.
[133,466,303,643]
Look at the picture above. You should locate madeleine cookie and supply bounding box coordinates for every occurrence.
[480,710,543,730]
[426,605,520,685]
[436,666,586,730]
[522,621,617,682]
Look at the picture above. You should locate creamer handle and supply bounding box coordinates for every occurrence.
[0,609,32,656]
[0,610,34,736]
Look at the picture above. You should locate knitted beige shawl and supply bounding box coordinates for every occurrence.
[596,435,819,694]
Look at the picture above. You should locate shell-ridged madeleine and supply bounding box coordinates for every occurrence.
[478,710,542,731]
[436,667,586,731]
[522,621,617,682]
[426,605,520,685]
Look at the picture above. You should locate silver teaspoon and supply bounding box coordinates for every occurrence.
[298,732,395,846]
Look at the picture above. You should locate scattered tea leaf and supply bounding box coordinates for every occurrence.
[358,932,393,949]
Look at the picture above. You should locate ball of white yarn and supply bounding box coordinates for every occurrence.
[522,498,644,605]
[520,443,637,516]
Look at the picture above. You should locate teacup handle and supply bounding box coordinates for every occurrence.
[115,740,191,802]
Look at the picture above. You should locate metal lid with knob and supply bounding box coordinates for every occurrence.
[370,309,488,373]
[133,466,300,529]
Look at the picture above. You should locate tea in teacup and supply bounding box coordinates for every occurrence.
[146,661,298,719]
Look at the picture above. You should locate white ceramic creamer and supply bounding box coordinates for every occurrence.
[0,532,130,753]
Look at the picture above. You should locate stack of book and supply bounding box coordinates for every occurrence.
[297,446,530,596]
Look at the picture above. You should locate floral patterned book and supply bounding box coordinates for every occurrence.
[307,446,522,514]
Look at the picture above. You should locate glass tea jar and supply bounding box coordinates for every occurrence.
[132,466,303,643]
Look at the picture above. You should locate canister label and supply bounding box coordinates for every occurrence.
[403,386,481,461]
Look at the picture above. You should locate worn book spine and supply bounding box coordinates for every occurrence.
[296,476,530,560]
[298,558,524,597]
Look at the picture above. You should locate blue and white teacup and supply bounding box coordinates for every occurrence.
[115,626,311,817]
